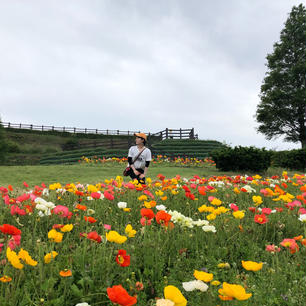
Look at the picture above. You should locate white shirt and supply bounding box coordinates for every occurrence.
[128,146,152,170]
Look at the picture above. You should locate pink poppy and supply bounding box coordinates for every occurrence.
[10,205,26,216]
[143,190,154,199]
[298,207,306,214]
[53,205,69,218]
[16,194,30,203]
[230,203,239,211]
[140,217,152,226]
[104,224,111,230]
[8,235,21,250]
[266,244,281,253]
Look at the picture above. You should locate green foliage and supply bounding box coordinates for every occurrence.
[0,172,305,305]
[0,120,8,164]
[256,4,306,148]
[272,149,306,170]
[211,146,272,172]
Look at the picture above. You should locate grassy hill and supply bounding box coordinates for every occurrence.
[3,128,224,165]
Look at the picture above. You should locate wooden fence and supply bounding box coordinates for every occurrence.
[2,122,198,140]
[151,128,198,140]
[1,122,147,136]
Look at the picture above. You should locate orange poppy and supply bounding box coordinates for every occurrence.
[0,275,12,283]
[76,204,87,211]
[84,216,97,223]
[59,269,72,277]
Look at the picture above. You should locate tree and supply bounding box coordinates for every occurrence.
[256,4,306,149]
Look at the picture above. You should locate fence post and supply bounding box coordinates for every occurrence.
[190,128,194,139]
[74,128,76,133]
[19,123,22,128]
[85,128,87,134]
[117,130,119,135]
[180,128,182,139]
[8,122,10,128]
[107,129,109,135]
[96,129,98,134]
[42,125,44,131]
[30,124,33,130]
[165,128,168,139]
[63,127,65,132]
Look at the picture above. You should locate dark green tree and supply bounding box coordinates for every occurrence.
[0,117,8,164]
[256,4,306,148]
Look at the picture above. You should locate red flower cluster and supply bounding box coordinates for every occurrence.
[0,224,21,236]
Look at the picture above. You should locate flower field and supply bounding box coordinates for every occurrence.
[0,171,306,306]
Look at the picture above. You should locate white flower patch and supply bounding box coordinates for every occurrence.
[34,197,55,217]
[241,185,256,193]
[298,214,306,223]
[202,225,216,233]
[208,181,225,188]
[156,205,167,211]
[182,280,209,292]
[117,202,127,209]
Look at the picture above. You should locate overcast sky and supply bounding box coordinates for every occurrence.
[0,0,302,150]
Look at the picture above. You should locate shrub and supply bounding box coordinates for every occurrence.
[211,146,271,172]
[6,141,21,153]
[272,149,306,170]
[62,139,80,151]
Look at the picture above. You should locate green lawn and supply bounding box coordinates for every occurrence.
[0,163,298,186]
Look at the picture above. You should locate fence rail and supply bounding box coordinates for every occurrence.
[2,122,197,140]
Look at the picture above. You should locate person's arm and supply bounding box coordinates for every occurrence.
[140,161,150,178]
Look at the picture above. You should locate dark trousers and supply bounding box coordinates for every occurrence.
[128,168,146,184]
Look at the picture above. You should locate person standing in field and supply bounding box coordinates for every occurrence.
[127,133,152,184]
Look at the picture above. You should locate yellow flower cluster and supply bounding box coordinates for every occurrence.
[125,224,136,238]
[44,251,59,264]
[6,247,38,269]
[48,229,63,243]
[106,231,127,244]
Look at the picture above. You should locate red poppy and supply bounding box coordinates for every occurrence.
[23,182,29,188]
[157,174,165,181]
[87,231,102,243]
[104,191,114,201]
[155,210,172,226]
[198,186,206,195]
[116,250,130,267]
[84,216,97,223]
[107,285,137,306]
[75,190,84,196]
[0,224,21,235]
[140,208,155,220]
[254,214,268,224]
[91,192,101,199]
[8,185,13,191]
